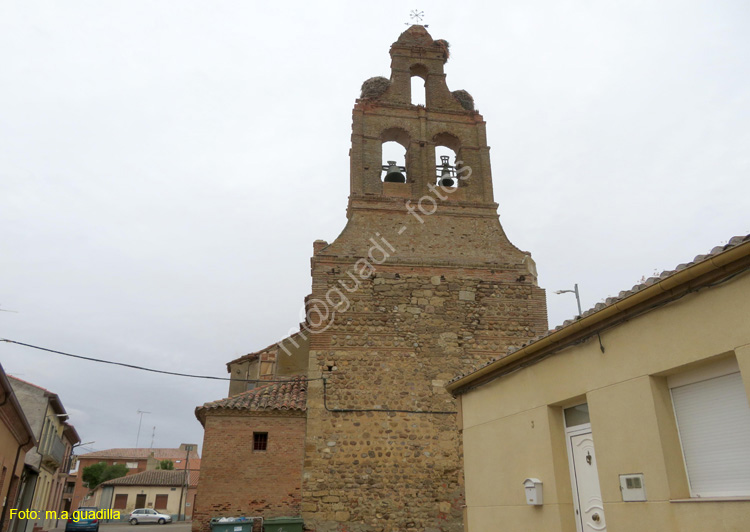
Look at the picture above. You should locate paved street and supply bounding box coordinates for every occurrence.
[52,523,192,532]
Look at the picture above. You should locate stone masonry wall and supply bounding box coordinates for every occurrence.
[192,414,306,532]
[301,258,547,532]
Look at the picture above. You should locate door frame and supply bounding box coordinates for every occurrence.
[565,422,592,532]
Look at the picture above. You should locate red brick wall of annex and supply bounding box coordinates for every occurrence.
[191,414,305,532]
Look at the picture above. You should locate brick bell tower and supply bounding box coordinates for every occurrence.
[300,25,548,532]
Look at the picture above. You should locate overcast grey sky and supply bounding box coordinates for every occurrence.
[1,1,748,454]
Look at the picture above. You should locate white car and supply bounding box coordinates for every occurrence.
[128,509,172,525]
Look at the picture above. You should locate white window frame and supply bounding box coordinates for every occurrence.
[668,357,750,498]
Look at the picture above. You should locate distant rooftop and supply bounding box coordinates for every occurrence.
[79,447,200,460]
[101,469,199,488]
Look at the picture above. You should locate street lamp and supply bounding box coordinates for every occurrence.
[554,283,583,318]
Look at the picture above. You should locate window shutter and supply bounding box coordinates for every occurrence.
[671,372,750,497]
[154,494,169,509]
[113,494,128,509]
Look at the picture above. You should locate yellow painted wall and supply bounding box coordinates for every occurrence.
[461,270,750,532]
[28,412,67,531]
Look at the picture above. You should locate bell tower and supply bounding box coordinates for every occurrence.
[350,24,494,204]
[300,25,549,532]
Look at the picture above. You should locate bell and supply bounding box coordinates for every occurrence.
[383,161,406,183]
[438,156,455,187]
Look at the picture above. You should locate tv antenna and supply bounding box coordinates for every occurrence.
[150,426,156,449]
[135,409,151,448]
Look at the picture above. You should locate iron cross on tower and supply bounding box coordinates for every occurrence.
[406,9,428,27]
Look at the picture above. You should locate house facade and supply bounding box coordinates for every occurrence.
[7,378,80,532]
[0,365,36,532]
[70,445,200,511]
[448,235,750,532]
[194,25,548,532]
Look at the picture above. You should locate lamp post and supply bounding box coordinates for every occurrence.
[554,283,583,318]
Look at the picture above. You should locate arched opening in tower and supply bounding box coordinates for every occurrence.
[435,146,459,188]
[381,141,407,183]
[410,76,426,107]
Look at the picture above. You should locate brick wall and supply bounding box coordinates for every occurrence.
[191,414,306,532]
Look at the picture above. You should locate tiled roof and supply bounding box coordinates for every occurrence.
[80,448,200,460]
[101,469,198,488]
[449,234,750,387]
[196,376,307,423]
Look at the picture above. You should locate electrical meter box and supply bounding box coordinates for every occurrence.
[523,478,543,506]
[619,473,646,502]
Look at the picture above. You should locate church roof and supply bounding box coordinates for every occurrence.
[195,376,307,424]
[448,234,750,394]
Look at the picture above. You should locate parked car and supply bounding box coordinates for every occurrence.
[66,507,100,532]
[129,508,172,525]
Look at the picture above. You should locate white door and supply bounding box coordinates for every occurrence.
[569,430,606,531]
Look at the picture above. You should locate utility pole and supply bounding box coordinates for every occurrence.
[135,410,150,448]
[177,444,195,522]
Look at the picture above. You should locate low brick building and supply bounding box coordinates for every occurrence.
[193,378,306,531]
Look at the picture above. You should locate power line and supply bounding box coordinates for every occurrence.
[0,338,321,384]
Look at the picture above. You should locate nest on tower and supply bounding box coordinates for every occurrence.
[360,76,391,99]
[434,39,450,60]
[452,89,475,111]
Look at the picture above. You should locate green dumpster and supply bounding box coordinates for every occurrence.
[263,516,304,532]
[210,517,255,532]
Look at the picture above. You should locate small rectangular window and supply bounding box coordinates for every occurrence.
[253,432,268,451]
[125,462,138,469]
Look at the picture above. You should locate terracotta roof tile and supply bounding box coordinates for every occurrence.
[101,469,198,488]
[196,376,307,423]
[449,234,750,385]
